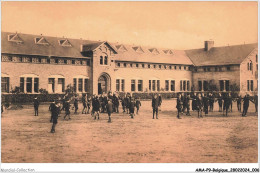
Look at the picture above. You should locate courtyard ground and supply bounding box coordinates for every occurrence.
[1,100,258,163]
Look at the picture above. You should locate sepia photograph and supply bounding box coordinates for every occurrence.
[1,0,259,172]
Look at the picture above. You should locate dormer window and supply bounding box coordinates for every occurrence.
[115,44,127,52]
[163,49,173,55]
[132,46,144,53]
[58,39,72,47]
[35,37,49,45]
[148,48,159,55]
[8,33,23,44]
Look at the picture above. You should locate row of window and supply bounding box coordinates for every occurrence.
[1,55,91,66]
[116,62,191,71]
[247,80,254,91]
[195,66,232,72]
[198,80,230,91]
[115,79,190,92]
[1,77,89,93]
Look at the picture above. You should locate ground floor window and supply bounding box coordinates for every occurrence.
[1,77,9,93]
[165,80,169,91]
[138,80,143,92]
[171,80,175,91]
[34,78,39,93]
[247,80,254,91]
[157,80,160,91]
[78,78,83,92]
[84,79,89,92]
[149,80,151,91]
[73,78,89,93]
[131,80,136,91]
[116,79,120,91]
[152,80,156,91]
[198,81,202,91]
[58,78,65,93]
[49,78,55,93]
[19,77,39,93]
[121,79,125,92]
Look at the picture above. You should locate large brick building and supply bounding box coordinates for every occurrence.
[1,32,258,96]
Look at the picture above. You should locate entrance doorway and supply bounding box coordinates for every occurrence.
[98,73,110,94]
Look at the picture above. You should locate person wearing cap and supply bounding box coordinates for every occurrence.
[51,100,60,133]
[152,94,160,119]
[135,97,141,115]
[33,97,40,116]
[176,93,183,119]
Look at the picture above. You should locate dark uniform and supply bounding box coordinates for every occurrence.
[113,95,119,113]
[254,95,258,113]
[196,96,203,118]
[135,99,141,114]
[49,101,56,122]
[33,98,40,116]
[176,95,182,119]
[87,96,91,114]
[223,94,231,116]
[92,96,100,120]
[202,94,209,116]
[209,93,214,112]
[51,102,60,133]
[129,98,136,119]
[152,95,160,119]
[106,100,113,123]
[242,94,250,117]
[64,101,71,120]
[74,97,79,114]
[183,94,191,115]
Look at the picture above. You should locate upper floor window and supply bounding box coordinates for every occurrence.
[124,63,127,67]
[1,77,10,93]
[227,66,231,71]
[207,67,210,72]
[159,65,161,69]
[148,64,151,68]
[142,64,145,68]
[117,63,120,67]
[136,64,139,68]
[104,56,108,65]
[169,66,172,69]
[100,56,103,65]
[179,66,181,70]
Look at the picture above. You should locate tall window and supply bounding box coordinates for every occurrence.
[100,56,103,65]
[84,79,89,92]
[73,78,77,92]
[225,80,230,91]
[198,81,202,91]
[121,79,125,92]
[180,80,182,91]
[187,81,190,91]
[34,78,39,93]
[152,80,156,91]
[170,80,175,91]
[157,80,160,91]
[116,79,120,91]
[131,80,136,92]
[26,78,32,93]
[78,79,83,92]
[149,80,151,91]
[203,81,208,91]
[183,80,186,91]
[104,56,108,65]
[165,80,169,91]
[247,80,254,91]
[20,77,24,92]
[138,80,143,92]
[49,78,55,93]
[58,78,65,93]
[1,77,9,93]
[219,80,224,91]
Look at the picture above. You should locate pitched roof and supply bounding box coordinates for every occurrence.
[111,43,193,65]
[2,32,101,58]
[185,43,258,66]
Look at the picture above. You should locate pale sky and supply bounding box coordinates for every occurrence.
[1,1,258,49]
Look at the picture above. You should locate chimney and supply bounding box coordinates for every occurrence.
[204,40,214,51]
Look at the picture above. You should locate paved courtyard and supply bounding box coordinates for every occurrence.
[1,100,258,163]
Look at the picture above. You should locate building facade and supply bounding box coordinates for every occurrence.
[1,32,258,96]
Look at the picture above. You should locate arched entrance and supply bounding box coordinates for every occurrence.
[98,73,111,94]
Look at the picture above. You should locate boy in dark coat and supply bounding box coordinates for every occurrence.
[176,94,182,119]
[74,96,79,114]
[51,101,60,133]
[82,94,87,114]
[92,96,100,120]
[33,97,40,116]
[49,100,56,123]
[218,93,223,112]
[106,99,113,123]
[152,94,160,119]
[64,100,71,120]
[223,93,231,116]
[135,98,141,114]
[129,97,136,119]
[242,94,250,117]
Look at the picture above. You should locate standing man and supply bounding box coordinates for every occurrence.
[113,94,119,113]
[209,93,214,112]
[223,93,231,116]
[202,93,209,116]
[185,94,191,116]
[242,93,250,117]
[49,100,56,123]
[254,94,258,113]
[237,95,242,112]
[74,95,79,114]
[106,99,113,123]
[33,97,40,116]
[135,97,142,115]
[152,94,159,119]
[196,94,203,118]
[51,100,60,133]
[176,94,183,119]
[92,96,100,120]
[64,100,71,120]
[129,97,136,119]
[158,94,162,111]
